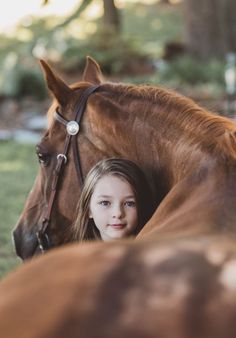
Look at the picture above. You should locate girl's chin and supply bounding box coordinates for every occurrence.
[102,230,128,241]
[109,230,131,240]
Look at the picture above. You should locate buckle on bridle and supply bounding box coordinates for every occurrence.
[57,154,67,164]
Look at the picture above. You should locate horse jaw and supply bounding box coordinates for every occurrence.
[82,56,104,84]
[39,59,73,106]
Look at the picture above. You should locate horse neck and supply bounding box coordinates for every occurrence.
[146,96,236,187]
[86,83,236,194]
[139,162,236,238]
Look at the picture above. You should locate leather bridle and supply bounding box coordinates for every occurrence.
[36,85,100,253]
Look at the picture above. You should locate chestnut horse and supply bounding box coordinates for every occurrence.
[3,57,236,337]
[13,56,236,260]
[1,234,236,338]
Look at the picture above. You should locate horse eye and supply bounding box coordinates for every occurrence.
[36,146,50,166]
[37,153,50,166]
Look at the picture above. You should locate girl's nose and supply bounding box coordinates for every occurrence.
[112,204,124,218]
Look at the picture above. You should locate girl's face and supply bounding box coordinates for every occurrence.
[89,174,138,241]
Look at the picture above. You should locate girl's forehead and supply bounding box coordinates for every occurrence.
[97,173,129,185]
[92,174,135,196]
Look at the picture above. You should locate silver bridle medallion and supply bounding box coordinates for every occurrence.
[66,121,80,135]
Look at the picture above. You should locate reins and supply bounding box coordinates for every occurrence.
[36,85,100,253]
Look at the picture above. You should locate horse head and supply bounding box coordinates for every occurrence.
[12,57,108,259]
[13,57,164,260]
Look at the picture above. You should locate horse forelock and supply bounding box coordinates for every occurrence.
[46,82,91,127]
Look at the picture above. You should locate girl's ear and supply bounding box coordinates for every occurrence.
[89,210,93,219]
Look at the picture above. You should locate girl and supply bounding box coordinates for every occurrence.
[73,158,155,242]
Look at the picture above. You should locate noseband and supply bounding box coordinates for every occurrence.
[36,85,100,253]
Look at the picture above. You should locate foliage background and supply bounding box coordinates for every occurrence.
[0,1,227,100]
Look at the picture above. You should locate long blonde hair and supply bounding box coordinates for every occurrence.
[73,158,154,242]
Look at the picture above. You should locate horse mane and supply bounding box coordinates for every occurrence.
[101,83,236,163]
[47,81,236,162]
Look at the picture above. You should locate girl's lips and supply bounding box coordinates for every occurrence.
[109,223,126,229]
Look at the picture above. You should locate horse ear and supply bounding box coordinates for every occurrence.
[82,56,104,84]
[39,59,72,106]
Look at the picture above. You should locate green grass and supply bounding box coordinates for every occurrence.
[0,141,38,278]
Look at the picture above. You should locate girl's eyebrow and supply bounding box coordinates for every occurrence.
[96,195,112,198]
[96,194,135,199]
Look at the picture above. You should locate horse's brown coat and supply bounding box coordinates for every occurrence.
[1,236,236,338]
[5,57,236,337]
[12,57,236,258]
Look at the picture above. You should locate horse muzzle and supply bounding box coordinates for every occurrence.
[12,225,42,261]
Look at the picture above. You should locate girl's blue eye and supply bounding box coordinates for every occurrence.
[98,201,110,206]
[125,201,136,207]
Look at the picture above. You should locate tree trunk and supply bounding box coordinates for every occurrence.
[103,0,121,34]
[183,0,236,59]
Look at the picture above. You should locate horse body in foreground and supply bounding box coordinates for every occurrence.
[1,235,236,338]
[12,57,236,258]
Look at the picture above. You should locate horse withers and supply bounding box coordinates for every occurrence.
[13,56,236,260]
